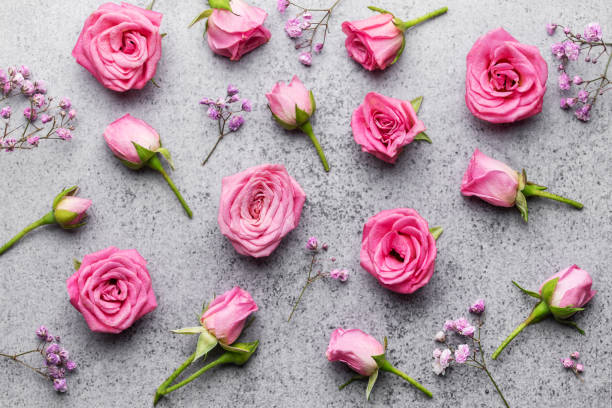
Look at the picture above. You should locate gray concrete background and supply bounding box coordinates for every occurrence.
[0,0,610,407]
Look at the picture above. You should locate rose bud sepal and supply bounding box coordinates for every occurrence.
[171,325,218,362]
[53,186,93,229]
[187,0,232,30]
[410,96,432,143]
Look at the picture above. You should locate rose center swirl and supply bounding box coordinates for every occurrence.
[488,61,519,91]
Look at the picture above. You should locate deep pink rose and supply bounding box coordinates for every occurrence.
[266,75,313,128]
[461,149,519,207]
[67,247,157,334]
[218,164,306,258]
[351,92,426,163]
[103,113,160,167]
[72,2,162,92]
[539,265,596,311]
[361,208,437,294]
[342,13,404,71]
[326,328,384,376]
[207,0,271,61]
[465,27,548,123]
[200,286,258,345]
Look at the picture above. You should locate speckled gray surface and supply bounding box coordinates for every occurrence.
[0,0,610,407]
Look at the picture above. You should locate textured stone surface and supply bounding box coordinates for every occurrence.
[0,0,610,407]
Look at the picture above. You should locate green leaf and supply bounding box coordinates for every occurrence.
[189,9,213,28]
[515,190,528,222]
[160,33,167,38]
[52,186,78,210]
[208,0,231,11]
[511,281,541,299]
[383,336,388,352]
[540,278,559,305]
[221,341,259,365]
[133,142,156,164]
[155,147,174,170]
[73,259,82,271]
[367,6,393,15]
[171,326,207,335]
[219,342,251,353]
[366,369,378,401]
[550,305,584,320]
[194,330,218,361]
[414,132,432,143]
[389,34,406,65]
[429,226,443,240]
[150,78,160,88]
[295,105,311,127]
[309,91,316,116]
[518,169,527,191]
[410,96,423,113]
[554,318,585,335]
[338,375,367,390]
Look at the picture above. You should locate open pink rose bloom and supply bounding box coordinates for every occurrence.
[326,328,384,376]
[200,286,258,345]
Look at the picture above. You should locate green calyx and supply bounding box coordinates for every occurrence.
[52,186,79,210]
[208,0,232,12]
[410,96,432,143]
[189,9,213,28]
[429,226,443,240]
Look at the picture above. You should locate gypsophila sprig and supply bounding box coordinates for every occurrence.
[433,300,511,408]
[0,326,77,393]
[279,0,342,66]
[560,351,585,380]
[0,65,76,151]
[287,237,348,322]
[547,23,612,121]
[200,85,250,166]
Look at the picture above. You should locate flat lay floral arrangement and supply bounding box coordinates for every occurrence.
[0,0,609,407]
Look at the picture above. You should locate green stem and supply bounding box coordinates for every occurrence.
[491,301,550,360]
[299,121,330,172]
[158,354,229,397]
[482,367,511,408]
[522,185,583,209]
[399,7,448,30]
[147,155,193,219]
[288,254,316,322]
[202,135,223,166]
[378,361,432,398]
[154,352,196,405]
[0,211,55,255]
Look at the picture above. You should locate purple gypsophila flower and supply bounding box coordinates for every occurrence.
[277,0,289,13]
[583,23,602,42]
[454,344,470,364]
[578,90,589,103]
[228,115,244,132]
[469,299,485,314]
[47,366,66,379]
[314,43,324,53]
[36,325,48,339]
[561,357,574,368]
[0,106,11,119]
[571,351,580,359]
[59,97,71,110]
[65,360,77,371]
[40,113,52,124]
[563,41,580,61]
[298,52,312,66]
[546,23,557,35]
[241,99,252,112]
[32,93,45,108]
[227,84,239,96]
[27,136,39,146]
[46,344,60,354]
[306,236,318,250]
[53,378,67,393]
[285,18,303,38]
[46,353,61,365]
[23,107,37,121]
[558,72,571,90]
[551,43,565,59]
[575,105,591,122]
[207,106,220,120]
[55,128,72,140]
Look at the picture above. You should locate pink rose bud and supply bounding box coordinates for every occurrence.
[200,286,258,345]
[206,0,271,61]
[54,195,92,229]
[103,113,161,168]
[461,149,519,207]
[466,28,548,123]
[539,265,596,310]
[72,2,162,92]
[326,328,384,376]
[266,75,314,129]
[67,247,157,333]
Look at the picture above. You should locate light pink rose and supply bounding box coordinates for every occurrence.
[66,247,157,334]
[266,75,313,128]
[218,164,306,257]
[539,265,596,310]
[326,328,384,376]
[465,27,548,123]
[200,286,258,345]
[72,2,162,92]
[351,92,426,163]
[361,208,437,294]
[207,0,271,61]
[341,13,404,71]
[461,149,519,207]
[54,196,92,228]
[103,113,160,167]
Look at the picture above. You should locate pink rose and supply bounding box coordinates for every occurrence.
[465,27,548,123]
[72,2,162,92]
[67,247,157,333]
[54,196,92,228]
[266,75,314,129]
[341,13,404,71]
[326,328,384,376]
[351,92,426,163]
[539,265,596,310]
[207,0,271,61]
[218,164,306,257]
[360,208,438,294]
[200,286,258,345]
[461,149,519,207]
[103,113,160,168]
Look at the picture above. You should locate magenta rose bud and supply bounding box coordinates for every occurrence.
[205,0,271,61]
[360,208,442,294]
[54,195,92,229]
[539,265,596,310]
[465,28,548,123]
[72,3,162,92]
[492,265,596,360]
[461,149,519,207]
[266,76,329,171]
[66,247,157,334]
[200,286,258,345]
[218,164,305,257]
[326,328,383,376]
[351,92,427,163]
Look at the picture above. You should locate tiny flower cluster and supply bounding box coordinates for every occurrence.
[547,23,611,122]
[279,1,341,66]
[0,65,76,151]
[561,351,584,377]
[35,326,77,392]
[200,84,250,166]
